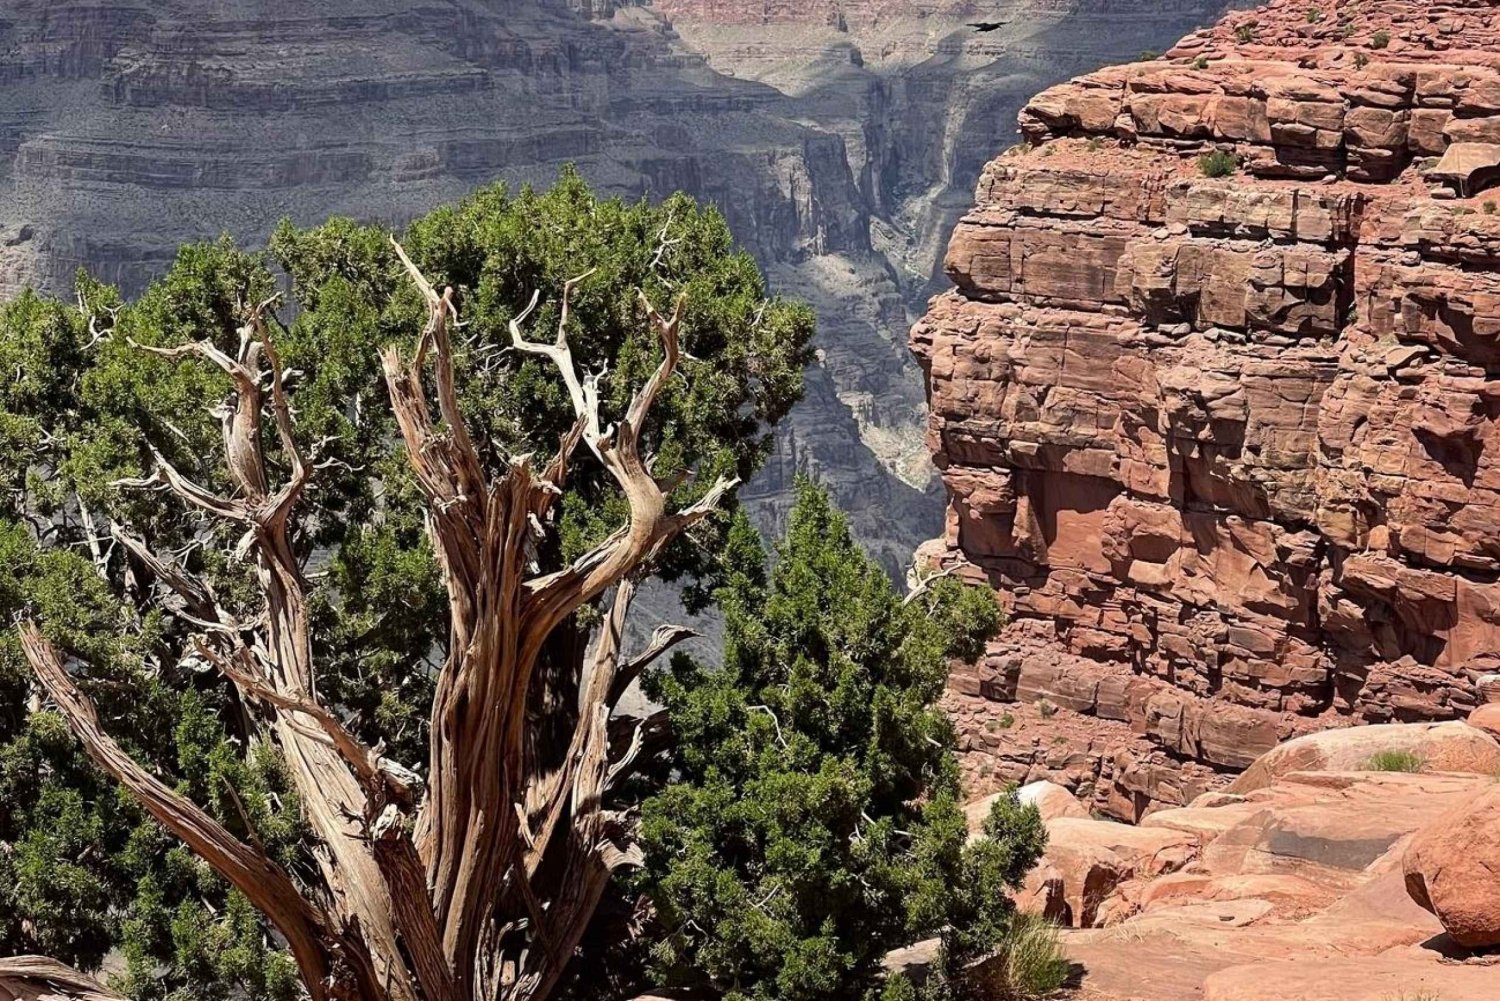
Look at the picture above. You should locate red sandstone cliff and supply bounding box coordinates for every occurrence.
[913,0,1500,819]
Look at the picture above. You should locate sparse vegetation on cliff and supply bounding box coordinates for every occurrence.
[1198,149,1239,177]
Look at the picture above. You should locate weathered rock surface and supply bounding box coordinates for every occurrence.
[1003,744,1500,999]
[915,0,1500,817]
[1020,817,1199,927]
[1403,785,1500,949]
[1229,720,1500,791]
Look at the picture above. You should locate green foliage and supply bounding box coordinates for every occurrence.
[911,913,1068,1001]
[0,167,812,995]
[1306,8,1325,23]
[1137,49,1160,62]
[1235,23,1257,43]
[1371,30,1391,48]
[1198,150,1239,178]
[1364,750,1424,773]
[638,482,1044,1001]
[1193,56,1209,70]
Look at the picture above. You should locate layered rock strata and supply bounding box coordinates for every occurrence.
[914,0,1500,818]
[0,0,1238,582]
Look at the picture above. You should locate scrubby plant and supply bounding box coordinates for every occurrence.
[1235,23,1257,44]
[1364,750,1425,773]
[1193,56,1210,70]
[637,482,1049,1001]
[4,166,815,1001]
[1198,149,1240,178]
[1307,8,1325,23]
[1371,30,1391,48]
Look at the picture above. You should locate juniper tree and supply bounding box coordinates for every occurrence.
[4,168,813,1001]
[637,482,1049,1001]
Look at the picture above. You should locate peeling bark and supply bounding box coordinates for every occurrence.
[20,250,721,1001]
[0,955,124,1001]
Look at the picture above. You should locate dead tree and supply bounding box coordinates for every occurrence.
[19,242,724,1001]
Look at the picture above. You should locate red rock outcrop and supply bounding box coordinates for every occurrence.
[913,0,1500,818]
[1028,765,1500,999]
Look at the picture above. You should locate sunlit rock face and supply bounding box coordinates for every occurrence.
[915,0,1500,818]
[0,0,1233,578]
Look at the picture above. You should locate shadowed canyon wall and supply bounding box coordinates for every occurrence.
[0,0,1235,583]
[915,0,1500,819]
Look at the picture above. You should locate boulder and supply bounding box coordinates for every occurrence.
[1464,702,1500,741]
[1018,779,1090,820]
[964,780,1088,832]
[1229,722,1500,793]
[1403,786,1500,949]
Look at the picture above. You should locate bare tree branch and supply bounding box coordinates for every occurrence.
[17,624,336,1001]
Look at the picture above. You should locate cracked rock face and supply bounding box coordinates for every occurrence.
[913,0,1500,819]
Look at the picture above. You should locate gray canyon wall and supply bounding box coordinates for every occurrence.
[0,0,1235,572]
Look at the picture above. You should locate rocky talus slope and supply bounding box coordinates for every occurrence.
[0,0,1236,579]
[997,721,1500,1000]
[913,0,1500,817]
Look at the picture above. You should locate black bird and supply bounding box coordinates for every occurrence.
[968,20,1010,31]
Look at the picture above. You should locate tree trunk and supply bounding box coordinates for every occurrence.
[21,248,716,1001]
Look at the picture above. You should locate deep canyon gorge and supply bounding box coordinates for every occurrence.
[8,1,1500,999]
[0,0,1238,576]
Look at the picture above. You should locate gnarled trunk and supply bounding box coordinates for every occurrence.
[21,244,716,1001]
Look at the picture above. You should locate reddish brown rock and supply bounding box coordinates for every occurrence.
[1465,702,1500,739]
[1017,817,1199,928]
[1228,720,1500,792]
[1403,786,1500,948]
[1030,755,1498,1000]
[964,780,1087,833]
[915,0,1500,817]
[1203,954,1500,1001]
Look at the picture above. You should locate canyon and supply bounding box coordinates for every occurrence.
[916,0,1500,819]
[0,0,1236,576]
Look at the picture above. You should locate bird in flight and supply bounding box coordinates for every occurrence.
[968,20,1010,31]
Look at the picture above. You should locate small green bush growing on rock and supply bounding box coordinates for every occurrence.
[1371,30,1391,48]
[1235,23,1257,43]
[1198,149,1239,178]
[1306,8,1325,23]
[1364,750,1425,773]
